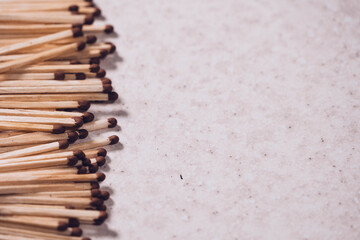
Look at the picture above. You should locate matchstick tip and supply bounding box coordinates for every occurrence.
[108,92,118,101]
[75,72,86,80]
[96,173,106,182]
[101,78,112,85]
[69,5,79,12]
[77,129,89,139]
[99,50,108,59]
[71,227,83,237]
[90,64,100,73]
[108,135,119,145]
[77,41,86,51]
[89,163,99,173]
[98,211,108,221]
[97,148,107,157]
[107,118,117,128]
[91,197,103,207]
[82,112,94,123]
[97,205,107,211]
[101,190,110,200]
[90,57,100,64]
[72,23,83,30]
[72,27,83,38]
[82,158,91,166]
[91,182,100,189]
[67,131,79,143]
[78,101,91,111]
[69,218,80,227]
[94,8,102,17]
[52,124,65,134]
[96,68,106,78]
[73,117,84,128]
[105,42,116,54]
[96,156,106,166]
[54,71,65,80]
[91,189,101,197]
[67,156,78,166]
[77,166,88,174]
[102,84,112,93]
[84,14,95,25]
[59,140,70,149]
[73,150,85,160]
[86,35,97,44]
[57,221,69,231]
[105,25,114,34]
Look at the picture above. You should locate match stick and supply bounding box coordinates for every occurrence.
[0,116,83,127]
[0,92,118,102]
[0,84,111,94]
[83,148,107,158]
[0,215,70,231]
[0,12,94,24]
[0,121,66,133]
[0,79,109,87]
[0,72,66,80]
[56,135,119,152]
[0,101,91,111]
[81,118,117,132]
[0,150,85,164]
[14,64,100,73]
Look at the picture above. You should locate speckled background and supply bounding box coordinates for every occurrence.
[90,0,360,239]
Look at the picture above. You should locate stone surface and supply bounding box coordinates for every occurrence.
[91,0,360,239]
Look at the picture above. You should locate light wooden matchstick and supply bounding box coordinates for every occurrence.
[14,64,100,73]
[57,135,119,152]
[0,116,83,127]
[0,79,109,87]
[0,41,86,73]
[81,118,117,132]
[83,148,107,158]
[25,189,101,198]
[0,150,85,164]
[0,72,65,80]
[0,92,118,102]
[0,84,111,94]
[0,101,91,111]
[0,215,70,231]
[0,121,66,133]
[0,12,94,24]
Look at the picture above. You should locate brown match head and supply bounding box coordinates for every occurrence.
[67,156,78,166]
[72,27,83,38]
[89,64,100,73]
[94,7,101,17]
[107,118,117,128]
[108,135,119,145]
[84,14,95,25]
[68,218,80,227]
[101,191,110,200]
[82,112,94,123]
[82,238,91,240]
[105,24,114,34]
[73,150,85,160]
[78,101,91,111]
[89,163,99,173]
[75,72,86,80]
[77,166,87,174]
[90,58,100,64]
[77,41,86,51]
[71,227,83,237]
[86,35,97,44]
[97,205,107,211]
[54,71,65,80]
[59,140,69,149]
[95,156,106,166]
[90,198,103,207]
[67,131,79,143]
[98,211,108,221]
[68,5,79,12]
[82,158,91,166]
[99,49,108,59]
[70,60,81,65]
[77,129,89,139]
[52,124,65,134]
[72,23,83,30]
[57,221,68,231]
[96,173,106,182]
[102,84,112,93]
[91,189,101,197]
[101,78,112,85]
[105,42,116,54]
[73,117,84,128]
[96,68,106,78]
[108,92,118,102]
[91,182,100,189]
[97,148,107,157]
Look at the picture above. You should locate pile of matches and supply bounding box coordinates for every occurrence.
[0,0,119,239]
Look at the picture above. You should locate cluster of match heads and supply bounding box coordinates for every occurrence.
[0,0,120,239]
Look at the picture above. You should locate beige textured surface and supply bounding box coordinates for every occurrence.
[92,0,360,239]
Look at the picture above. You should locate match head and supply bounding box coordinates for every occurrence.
[82,158,91,166]
[69,218,80,227]
[101,191,110,200]
[101,78,112,85]
[78,101,91,111]
[71,227,83,237]
[108,135,119,145]
[54,71,65,80]
[97,205,107,211]
[105,42,116,54]
[94,7,102,17]
[102,84,112,93]
[52,124,65,134]
[73,117,84,128]
[86,35,97,44]
[108,92,118,102]
[108,118,117,128]
[82,112,94,123]
[105,24,114,34]
[99,50,108,59]
[91,189,101,197]
[57,221,68,231]
[98,211,108,221]
[96,156,106,166]
[77,129,89,139]
[72,27,83,38]
[89,163,99,173]
[96,173,106,182]
[59,140,69,149]
[90,58,100,64]
[90,64,100,73]
[97,148,107,157]
[77,41,86,51]
[91,182,100,189]
[76,72,86,80]
[67,156,78,166]
[73,150,85,160]
[72,23,83,30]
[68,5,79,12]
[77,166,87,174]
[67,131,79,143]
[90,198,103,207]
[96,68,106,78]
[84,14,95,25]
